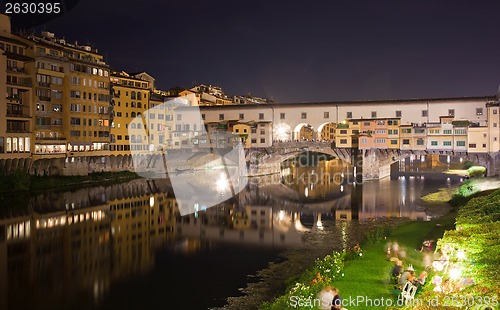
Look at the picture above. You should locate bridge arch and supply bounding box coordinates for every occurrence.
[293,123,315,141]
[317,122,337,141]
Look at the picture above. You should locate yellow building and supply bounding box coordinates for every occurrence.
[17,30,112,158]
[487,101,499,152]
[109,71,150,155]
[467,127,489,153]
[0,15,33,159]
[335,120,360,148]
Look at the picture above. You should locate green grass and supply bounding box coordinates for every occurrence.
[333,214,456,310]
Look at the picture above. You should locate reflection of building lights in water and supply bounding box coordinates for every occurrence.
[341,222,347,249]
[316,214,324,231]
[421,155,425,162]
[353,166,356,175]
[340,185,344,192]
[447,155,451,163]
[149,196,155,207]
[304,187,309,197]
[459,157,463,163]
[278,210,285,221]
[341,172,344,178]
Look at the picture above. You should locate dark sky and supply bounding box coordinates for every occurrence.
[14,0,500,102]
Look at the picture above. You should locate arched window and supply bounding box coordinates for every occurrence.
[131,91,136,99]
[137,135,142,142]
[131,101,136,108]
[137,92,142,100]
[137,112,142,117]
[131,123,137,129]
[131,135,136,143]
[131,112,136,118]
[137,102,142,109]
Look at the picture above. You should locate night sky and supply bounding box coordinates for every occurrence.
[10,0,500,102]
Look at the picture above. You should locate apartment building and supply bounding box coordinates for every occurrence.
[0,14,33,159]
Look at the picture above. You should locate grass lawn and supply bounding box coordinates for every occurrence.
[333,213,456,309]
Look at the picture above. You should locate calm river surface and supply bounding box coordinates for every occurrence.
[0,155,462,310]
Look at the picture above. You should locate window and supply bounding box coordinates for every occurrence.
[476,108,483,115]
[403,139,410,145]
[396,111,402,117]
[454,129,467,135]
[493,109,498,114]
[494,123,498,128]
[483,143,487,148]
[468,143,476,148]
[443,141,452,146]
[371,111,377,118]
[443,129,452,134]
[280,113,285,119]
[340,130,347,134]
[391,140,398,145]
[340,139,347,144]
[301,112,307,119]
[422,110,428,117]
[219,114,224,120]
[429,129,440,134]
[346,112,352,118]
[260,138,266,143]
[259,113,264,120]
[431,141,438,146]
[448,109,455,116]
[401,128,411,134]
[456,141,466,147]
[361,138,367,144]
[324,112,329,118]
[239,113,244,120]
[251,139,257,143]
[260,130,265,135]
[416,139,424,145]
[201,114,205,120]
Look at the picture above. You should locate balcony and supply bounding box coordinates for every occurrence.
[7,104,30,118]
[38,82,51,87]
[35,136,66,141]
[38,96,51,102]
[6,94,22,103]
[7,67,26,74]
[36,50,68,61]
[7,78,32,87]
[7,121,29,133]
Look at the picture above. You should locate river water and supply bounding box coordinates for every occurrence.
[0,155,462,310]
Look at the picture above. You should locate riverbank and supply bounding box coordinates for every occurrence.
[259,178,499,309]
[0,170,140,194]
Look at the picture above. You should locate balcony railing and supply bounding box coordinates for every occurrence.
[38,82,51,87]
[38,96,51,102]
[7,122,29,133]
[7,79,32,87]
[7,67,26,73]
[7,104,30,118]
[35,136,66,141]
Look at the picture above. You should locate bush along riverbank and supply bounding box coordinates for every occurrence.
[0,170,140,194]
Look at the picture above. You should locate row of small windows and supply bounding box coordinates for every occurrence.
[429,141,466,147]
[0,137,31,153]
[217,108,488,121]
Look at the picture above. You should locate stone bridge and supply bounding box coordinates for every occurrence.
[245,141,499,179]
